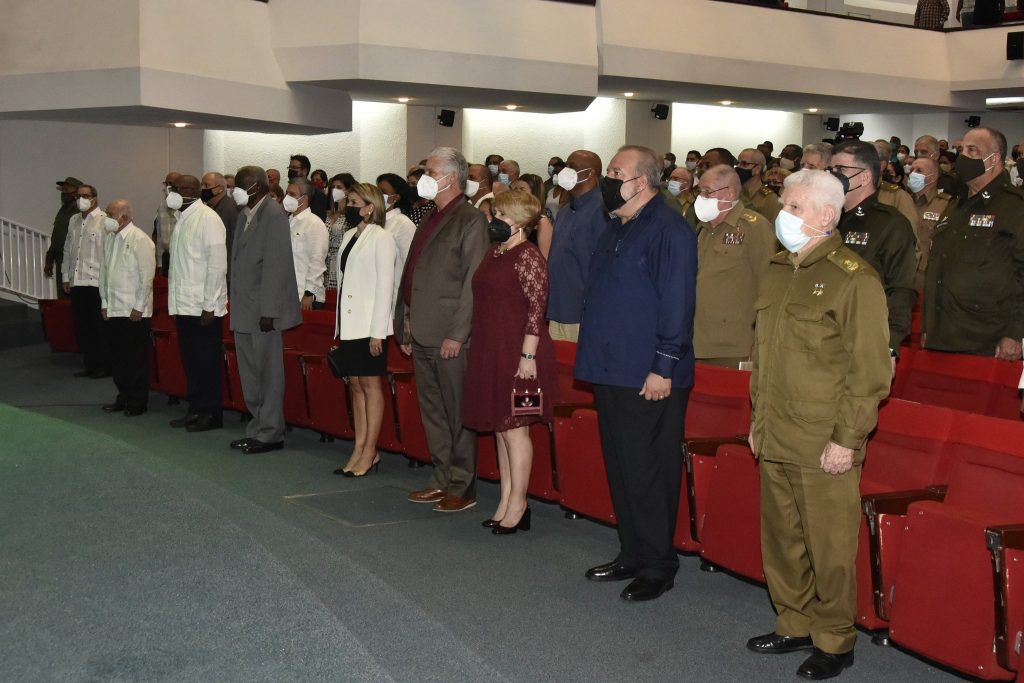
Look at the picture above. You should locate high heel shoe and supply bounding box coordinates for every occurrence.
[481,518,501,528]
[343,456,381,478]
[493,507,531,535]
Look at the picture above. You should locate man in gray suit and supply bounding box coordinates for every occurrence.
[228,166,301,454]
[396,146,489,512]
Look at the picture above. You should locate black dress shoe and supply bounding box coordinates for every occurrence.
[123,407,147,417]
[186,415,223,432]
[797,648,854,680]
[481,518,501,528]
[585,561,637,582]
[170,413,200,428]
[241,440,284,454]
[101,403,126,413]
[493,507,531,535]
[747,632,815,654]
[230,437,258,450]
[620,576,674,602]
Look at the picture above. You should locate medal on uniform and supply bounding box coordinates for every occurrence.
[854,207,866,217]
[812,283,825,296]
[844,231,870,246]
[923,211,940,221]
[723,232,745,245]
[968,214,995,228]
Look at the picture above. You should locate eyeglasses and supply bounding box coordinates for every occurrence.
[828,165,867,176]
[697,185,729,199]
[76,193,94,199]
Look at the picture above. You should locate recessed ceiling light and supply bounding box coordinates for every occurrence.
[397,97,411,103]
[808,108,819,113]
[623,92,635,98]
[172,122,189,128]
[720,100,733,106]
[986,96,1024,105]
[505,104,518,110]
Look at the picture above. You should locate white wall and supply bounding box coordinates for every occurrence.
[835,112,1024,150]
[671,104,804,158]
[0,120,202,236]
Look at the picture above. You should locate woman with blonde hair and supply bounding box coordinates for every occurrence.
[463,190,558,534]
[332,183,397,477]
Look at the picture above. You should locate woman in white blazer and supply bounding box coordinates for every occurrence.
[333,183,397,477]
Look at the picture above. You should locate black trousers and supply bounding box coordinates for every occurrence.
[108,317,151,410]
[70,285,110,373]
[175,315,223,419]
[594,384,689,581]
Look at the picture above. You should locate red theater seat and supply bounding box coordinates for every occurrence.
[392,366,432,465]
[892,348,1019,418]
[477,423,559,501]
[554,405,615,524]
[39,299,78,353]
[300,312,354,440]
[150,310,186,398]
[987,524,1024,677]
[281,320,313,429]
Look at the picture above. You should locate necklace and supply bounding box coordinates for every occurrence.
[494,232,525,257]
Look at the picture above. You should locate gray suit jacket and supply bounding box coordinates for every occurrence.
[395,199,489,347]
[229,196,301,333]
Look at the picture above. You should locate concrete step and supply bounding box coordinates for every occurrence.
[0,299,32,322]
[0,302,43,350]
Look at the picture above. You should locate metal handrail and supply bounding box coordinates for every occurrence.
[0,216,54,303]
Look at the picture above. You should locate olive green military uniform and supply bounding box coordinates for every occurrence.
[837,193,917,349]
[751,232,891,655]
[660,188,684,217]
[741,183,781,223]
[923,173,1024,355]
[876,180,918,231]
[911,187,952,291]
[46,201,79,299]
[694,204,775,364]
[676,190,696,223]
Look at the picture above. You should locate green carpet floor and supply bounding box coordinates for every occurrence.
[0,345,962,682]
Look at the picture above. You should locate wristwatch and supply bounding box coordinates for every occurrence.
[521,352,536,360]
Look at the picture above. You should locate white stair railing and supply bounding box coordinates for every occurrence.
[0,216,54,302]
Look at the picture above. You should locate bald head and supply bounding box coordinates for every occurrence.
[163,171,181,187]
[703,164,741,196]
[176,174,200,200]
[106,199,132,222]
[668,166,693,194]
[202,171,226,190]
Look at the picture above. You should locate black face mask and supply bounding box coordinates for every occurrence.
[200,188,216,203]
[735,166,754,185]
[1017,159,1024,178]
[768,184,782,197]
[287,169,299,181]
[61,191,76,204]
[882,170,896,184]
[600,175,640,213]
[345,206,365,226]
[955,153,992,183]
[489,217,512,243]
[829,170,851,194]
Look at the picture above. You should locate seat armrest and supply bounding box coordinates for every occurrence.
[986,524,1024,552]
[986,523,1024,670]
[553,403,596,419]
[861,487,947,518]
[684,436,748,459]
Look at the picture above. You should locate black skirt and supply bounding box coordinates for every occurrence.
[335,337,388,377]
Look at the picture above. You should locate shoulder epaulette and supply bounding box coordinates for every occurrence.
[741,210,759,223]
[826,249,864,275]
[758,186,774,197]
[1002,184,1024,199]
[879,181,898,192]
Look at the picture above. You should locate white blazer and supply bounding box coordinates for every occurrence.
[334,223,397,340]
[99,223,156,318]
[168,201,228,317]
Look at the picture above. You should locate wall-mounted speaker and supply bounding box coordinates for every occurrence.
[965,115,981,128]
[824,117,840,132]
[1008,32,1023,60]
[437,109,455,127]
[650,103,669,120]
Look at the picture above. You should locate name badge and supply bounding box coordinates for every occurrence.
[723,232,745,245]
[923,211,941,221]
[844,231,870,246]
[969,214,995,228]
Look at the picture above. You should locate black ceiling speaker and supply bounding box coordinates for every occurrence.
[824,117,840,132]
[651,103,669,120]
[1008,32,1024,60]
[965,115,981,128]
[437,109,455,127]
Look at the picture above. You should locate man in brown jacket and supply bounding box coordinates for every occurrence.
[396,146,490,512]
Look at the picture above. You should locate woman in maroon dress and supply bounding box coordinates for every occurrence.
[464,190,557,535]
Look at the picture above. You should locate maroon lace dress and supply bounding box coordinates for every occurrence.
[463,241,558,432]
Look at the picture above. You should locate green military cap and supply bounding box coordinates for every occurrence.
[55,176,83,189]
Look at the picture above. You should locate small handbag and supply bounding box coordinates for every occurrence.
[327,344,345,378]
[510,377,543,416]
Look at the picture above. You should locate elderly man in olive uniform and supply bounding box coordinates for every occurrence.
[693,165,776,367]
[874,140,918,229]
[924,126,1024,361]
[737,148,782,223]
[906,156,951,290]
[831,140,917,353]
[801,144,831,171]
[746,169,891,681]
[914,135,959,195]
[665,165,697,224]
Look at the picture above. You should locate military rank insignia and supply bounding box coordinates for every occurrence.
[723,232,745,245]
[923,212,941,221]
[812,283,825,296]
[969,214,995,228]
[844,232,870,246]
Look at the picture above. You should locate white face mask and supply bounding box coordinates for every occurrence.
[464,179,481,197]
[694,194,735,222]
[903,164,913,175]
[165,191,183,211]
[547,165,556,177]
[666,180,685,197]
[382,193,391,210]
[416,173,449,201]
[896,152,907,162]
[77,197,93,212]
[775,209,828,253]
[685,161,698,172]
[331,187,346,203]
[906,171,929,193]
[232,182,256,207]
[556,166,590,192]
[282,195,300,213]
[103,217,119,233]
[779,157,796,171]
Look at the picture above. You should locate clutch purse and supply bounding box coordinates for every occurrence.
[327,344,345,378]
[510,378,543,416]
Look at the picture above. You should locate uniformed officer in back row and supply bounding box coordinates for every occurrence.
[737,148,782,222]
[830,140,917,354]
[924,126,1024,361]
[746,169,891,681]
[873,139,918,229]
[906,156,951,291]
[693,164,775,366]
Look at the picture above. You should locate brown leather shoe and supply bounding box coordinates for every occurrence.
[407,487,446,504]
[433,494,477,513]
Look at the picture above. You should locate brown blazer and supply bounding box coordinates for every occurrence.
[395,199,489,347]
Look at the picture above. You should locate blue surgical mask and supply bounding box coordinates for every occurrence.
[906,172,928,194]
[775,209,828,253]
[498,172,510,186]
[666,180,685,197]
[547,165,555,177]
[488,164,500,177]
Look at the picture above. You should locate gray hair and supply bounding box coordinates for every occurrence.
[740,148,766,173]
[802,143,832,166]
[428,146,468,191]
[915,135,939,157]
[704,164,741,194]
[617,145,661,191]
[288,176,313,198]
[783,170,845,228]
[873,140,892,161]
